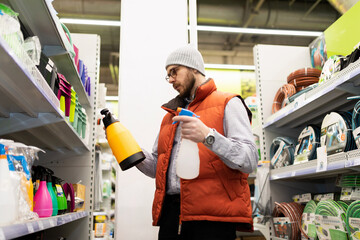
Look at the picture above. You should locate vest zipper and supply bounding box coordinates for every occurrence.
[177,218,182,235]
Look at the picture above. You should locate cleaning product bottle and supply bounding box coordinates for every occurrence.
[33,166,53,218]
[174,108,200,179]
[53,176,67,215]
[46,168,58,216]
[0,144,17,226]
[101,109,145,170]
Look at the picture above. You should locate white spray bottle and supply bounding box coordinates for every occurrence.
[174,108,200,179]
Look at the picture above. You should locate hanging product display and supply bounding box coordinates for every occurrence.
[320,112,356,155]
[314,199,348,240]
[345,200,360,240]
[272,84,296,114]
[341,43,360,70]
[300,200,318,240]
[273,202,304,240]
[294,125,321,164]
[270,137,296,169]
[309,34,327,69]
[319,55,344,84]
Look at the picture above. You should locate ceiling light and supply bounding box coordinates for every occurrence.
[197,25,322,37]
[205,64,255,70]
[60,18,121,27]
[59,18,322,37]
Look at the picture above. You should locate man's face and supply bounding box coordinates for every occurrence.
[166,65,196,99]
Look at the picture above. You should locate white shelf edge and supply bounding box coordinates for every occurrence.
[0,212,88,239]
[270,149,360,180]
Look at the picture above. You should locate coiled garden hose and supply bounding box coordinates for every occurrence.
[270,137,296,169]
[340,175,360,187]
[321,111,356,155]
[300,200,318,239]
[352,100,360,148]
[294,125,321,162]
[315,199,348,240]
[346,200,360,240]
[273,202,304,240]
[339,111,357,152]
[272,84,297,114]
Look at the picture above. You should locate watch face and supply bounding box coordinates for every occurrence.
[206,135,215,145]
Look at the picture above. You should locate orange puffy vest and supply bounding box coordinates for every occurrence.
[152,79,253,231]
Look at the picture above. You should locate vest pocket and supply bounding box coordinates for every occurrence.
[210,161,239,201]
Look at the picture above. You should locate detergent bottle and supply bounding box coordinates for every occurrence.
[101,109,145,170]
[174,108,200,179]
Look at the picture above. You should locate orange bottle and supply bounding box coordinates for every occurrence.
[101,109,145,170]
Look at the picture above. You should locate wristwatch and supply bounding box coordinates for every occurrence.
[203,128,215,147]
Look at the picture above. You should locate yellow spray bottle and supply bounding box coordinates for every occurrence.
[101,109,145,170]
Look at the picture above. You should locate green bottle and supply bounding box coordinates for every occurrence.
[53,176,67,214]
[45,168,58,216]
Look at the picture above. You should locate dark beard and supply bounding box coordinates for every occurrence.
[179,73,196,99]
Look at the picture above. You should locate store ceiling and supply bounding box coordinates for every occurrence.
[53,0,345,96]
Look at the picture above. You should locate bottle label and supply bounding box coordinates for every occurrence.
[56,184,64,197]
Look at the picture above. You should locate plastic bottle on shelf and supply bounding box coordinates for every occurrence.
[174,108,200,180]
[33,167,53,218]
[46,168,58,216]
[0,146,17,226]
[53,176,67,215]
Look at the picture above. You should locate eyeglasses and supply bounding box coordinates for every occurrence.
[165,66,181,82]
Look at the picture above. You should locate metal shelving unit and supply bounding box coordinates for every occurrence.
[264,58,360,131]
[254,44,360,239]
[4,0,92,108]
[0,212,88,239]
[0,1,101,237]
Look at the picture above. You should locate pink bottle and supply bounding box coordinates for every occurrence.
[33,171,53,218]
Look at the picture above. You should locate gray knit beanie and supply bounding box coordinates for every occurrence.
[165,44,205,76]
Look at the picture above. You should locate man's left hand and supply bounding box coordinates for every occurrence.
[172,115,210,143]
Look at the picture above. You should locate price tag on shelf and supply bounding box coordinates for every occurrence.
[345,153,354,168]
[38,221,44,230]
[294,93,306,109]
[49,219,56,227]
[0,228,5,240]
[316,146,327,172]
[26,223,34,233]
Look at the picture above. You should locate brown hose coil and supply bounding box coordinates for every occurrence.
[272,68,321,114]
[272,84,297,114]
[273,202,305,240]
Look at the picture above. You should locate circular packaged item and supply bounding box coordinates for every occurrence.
[270,137,296,169]
[345,200,360,239]
[315,199,348,240]
[319,55,344,84]
[320,112,355,155]
[294,125,320,164]
[300,200,318,240]
[352,100,360,149]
